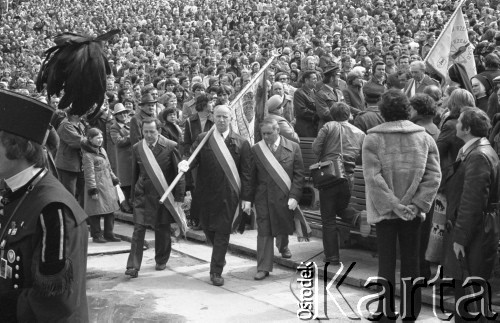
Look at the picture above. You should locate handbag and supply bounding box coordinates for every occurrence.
[425,192,447,263]
[309,123,347,189]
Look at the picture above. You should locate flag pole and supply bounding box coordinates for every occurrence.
[424,0,467,62]
[159,54,277,204]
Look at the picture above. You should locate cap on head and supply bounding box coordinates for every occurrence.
[266,95,284,113]
[0,89,55,144]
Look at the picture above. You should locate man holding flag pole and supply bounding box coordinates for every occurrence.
[178,106,253,287]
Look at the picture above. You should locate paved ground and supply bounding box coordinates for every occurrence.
[86,227,438,322]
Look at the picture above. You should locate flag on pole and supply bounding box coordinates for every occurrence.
[229,56,275,145]
[425,4,476,82]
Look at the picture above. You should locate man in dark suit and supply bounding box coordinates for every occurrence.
[442,108,499,322]
[125,118,185,278]
[178,105,252,287]
[250,117,304,280]
[404,61,439,98]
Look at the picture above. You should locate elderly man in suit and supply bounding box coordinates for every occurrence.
[125,118,185,278]
[442,108,499,322]
[178,105,253,287]
[404,60,439,97]
[250,117,304,280]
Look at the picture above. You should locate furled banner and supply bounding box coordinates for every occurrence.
[229,55,275,145]
[425,0,476,82]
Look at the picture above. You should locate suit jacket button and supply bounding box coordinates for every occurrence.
[14,274,19,279]
[13,284,18,289]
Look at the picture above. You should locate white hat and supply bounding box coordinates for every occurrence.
[113,103,128,115]
[266,95,284,113]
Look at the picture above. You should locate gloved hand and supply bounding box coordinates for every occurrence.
[178,160,190,173]
[288,198,298,210]
[241,200,252,215]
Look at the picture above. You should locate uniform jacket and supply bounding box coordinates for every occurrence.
[267,114,299,143]
[190,130,253,234]
[182,113,214,158]
[353,105,385,134]
[315,84,344,130]
[131,136,185,226]
[130,110,154,146]
[82,141,120,216]
[0,172,88,322]
[362,120,441,224]
[250,136,304,236]
[55,119,85,172]
[109,120,133,186]
[442,138,500,279]
[294,86,317,137]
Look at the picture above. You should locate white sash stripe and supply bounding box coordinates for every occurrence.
[58,209,64,260]
[214,131,241,191]
[257,140,292,190]
[40,214,47,263]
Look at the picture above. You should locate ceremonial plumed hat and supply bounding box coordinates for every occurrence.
[0,89,55,144]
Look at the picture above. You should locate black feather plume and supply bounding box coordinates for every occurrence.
[36,29,120,116]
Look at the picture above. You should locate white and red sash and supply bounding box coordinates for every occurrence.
[208,131,241,228]
[137,139,187,234]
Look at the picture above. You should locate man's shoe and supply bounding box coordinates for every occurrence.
[104,234,121,242]
[125,268,138,278]
[359,210,371,238]
[155,263,167,271]
[323,257,340,266]
[254,271,269,280]
[92,235,107,243]
[281,247,292,259]
[210,273,224,286]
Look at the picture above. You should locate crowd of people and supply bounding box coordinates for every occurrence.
[2,0,500,321]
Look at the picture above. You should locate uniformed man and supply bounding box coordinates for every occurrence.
[0,90,89,322]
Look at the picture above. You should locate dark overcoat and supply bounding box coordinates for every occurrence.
[293,87,318,137]
[442,138,500,280]
[250,136,304,236]
[109,121,133,186]
[190,130,252,234]
[131,136,185,226]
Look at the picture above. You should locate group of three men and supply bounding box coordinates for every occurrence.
[125,104,304,285]
[0,90,304,322]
